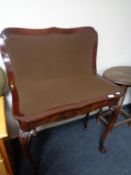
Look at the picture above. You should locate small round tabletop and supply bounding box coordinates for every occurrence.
[103,66,131,86]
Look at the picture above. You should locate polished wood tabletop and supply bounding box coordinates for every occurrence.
[103,66,131,86]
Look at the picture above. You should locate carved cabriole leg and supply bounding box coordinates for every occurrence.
[99,105,121,153]
[18,128,37,174]
[96,108,102,122]
[83,113,89,130]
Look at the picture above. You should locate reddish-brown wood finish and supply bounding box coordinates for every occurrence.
[0,27,123,173]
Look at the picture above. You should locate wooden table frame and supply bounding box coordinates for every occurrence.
[0,27,123,174]
[98,66,131,127]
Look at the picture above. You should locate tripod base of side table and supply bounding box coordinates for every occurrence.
[98,107,131,128]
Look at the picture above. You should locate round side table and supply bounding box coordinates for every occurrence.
[103,66,131,127]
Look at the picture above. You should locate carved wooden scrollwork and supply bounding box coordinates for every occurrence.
[18,128,37,173]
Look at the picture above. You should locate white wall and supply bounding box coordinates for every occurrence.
[0,0,131,73]
[0,0,131,137]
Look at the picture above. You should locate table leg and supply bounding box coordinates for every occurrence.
[99,105,121,153]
